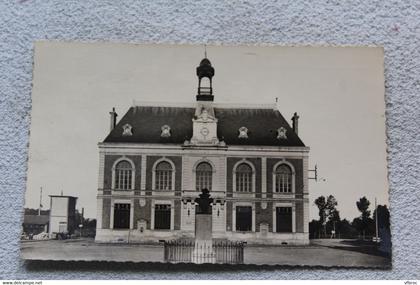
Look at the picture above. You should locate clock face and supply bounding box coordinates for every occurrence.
[200,127,210,136]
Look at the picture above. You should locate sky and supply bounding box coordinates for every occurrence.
[25,42,388,220]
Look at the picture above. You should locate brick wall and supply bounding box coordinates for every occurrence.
[255,202,273,232]
[295,200,304,232]
[226,201,233,231]
[102,198,111,229]
[133,199,141,229]
[139,199,152,230]
[103,155,142,190]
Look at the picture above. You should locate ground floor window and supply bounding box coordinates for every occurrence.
[154,204,171,230]
[236,206,252,232]
[114,203,130,229]
[276,207,292,232]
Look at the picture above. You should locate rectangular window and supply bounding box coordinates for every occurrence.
[236,206,252,232]
[236,173,252,192]
[114,203,130,229]
[275,174,292,193]
[154,204,171,230]
[276,207,292,232]
[156,170,172,190]
[116,170,132,190]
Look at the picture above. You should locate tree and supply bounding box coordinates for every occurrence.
[373,205,391,253]
[309,219,322,239]
[338,218,358,238]
[357,196,371,221]
[314,195,338,237]
[326,209,341,237]
[373,205,390,230]
[355,196,373,239]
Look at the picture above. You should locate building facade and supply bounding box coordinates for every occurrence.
[49,195,77,237]
[95,57,310,245]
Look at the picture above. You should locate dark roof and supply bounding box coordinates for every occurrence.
[49,195,78,199]
[23,215,49,225]
[103,105,305,147]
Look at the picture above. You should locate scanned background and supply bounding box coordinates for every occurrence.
[0,0,419,279]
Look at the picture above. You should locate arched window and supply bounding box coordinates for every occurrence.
[115,160,133,190]
[274,164,292,193]
[155,161,173,190]
[235,163,253,192]
[196,162,212,191]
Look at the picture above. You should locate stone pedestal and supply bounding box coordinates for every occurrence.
[195,214,212,240]
[193,214,215,263]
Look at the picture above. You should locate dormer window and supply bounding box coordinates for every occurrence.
[161,125,171,138]
[122,124,133,136]
[238,127,248,139]
[277,127,287,140]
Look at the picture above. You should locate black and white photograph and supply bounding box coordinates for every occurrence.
[21,42,391,268]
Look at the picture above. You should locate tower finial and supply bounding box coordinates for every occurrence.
[204,45,207,59]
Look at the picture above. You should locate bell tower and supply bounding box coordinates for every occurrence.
[196,54,215,101]
[187,54,224,147]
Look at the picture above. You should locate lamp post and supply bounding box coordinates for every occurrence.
[374,197,379,243]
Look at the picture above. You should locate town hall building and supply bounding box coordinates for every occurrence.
[95,56,310,245]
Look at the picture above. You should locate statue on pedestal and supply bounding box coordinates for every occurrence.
[195,188,213,214]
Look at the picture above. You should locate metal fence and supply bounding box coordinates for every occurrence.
[164,240,245,264]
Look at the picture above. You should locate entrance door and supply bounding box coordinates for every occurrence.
[276,207,292,232]
[236,206,252,231]
[154,204,171,230]
[114,203,130,229]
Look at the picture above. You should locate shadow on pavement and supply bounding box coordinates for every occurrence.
[23,259,391,272]
[322,240,391,259]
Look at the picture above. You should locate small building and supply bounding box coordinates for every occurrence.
[48,195,78,236]
[22,214,49,235]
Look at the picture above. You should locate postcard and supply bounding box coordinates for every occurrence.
[22,42,390,268]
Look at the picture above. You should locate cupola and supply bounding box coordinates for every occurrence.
[196,56,215,101]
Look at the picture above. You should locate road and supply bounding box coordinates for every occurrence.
[21,238,391,268]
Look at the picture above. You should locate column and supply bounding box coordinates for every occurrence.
[292,203,296,233]
[97,152,105,189]
[252,203,256,232]
[110,199,114,229]
[130,199,134,230]
[96,197,103,229]
[232,203,236,232]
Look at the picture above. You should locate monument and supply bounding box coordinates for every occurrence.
[164,188,244,264]
[193,188,215,263]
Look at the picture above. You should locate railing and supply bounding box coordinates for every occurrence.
[213,240,245,264]
[164,240,245,264]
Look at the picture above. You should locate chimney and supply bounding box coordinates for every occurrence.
[291,112,299,135]
[109,107,118,131]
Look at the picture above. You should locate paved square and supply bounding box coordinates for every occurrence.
[21,238,391,268]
